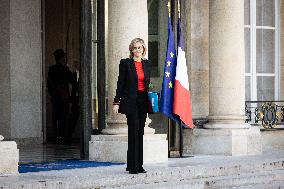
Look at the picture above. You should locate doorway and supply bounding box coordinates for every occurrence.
[18,0,99,164]
[44,0,81,144]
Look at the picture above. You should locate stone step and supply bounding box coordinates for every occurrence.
[228,181,284,189]
[113,179,204,189]
[98,158,284,188]
[116,169,284,189]
[1,156,284,189]
[142,159,284,184]
[206,169,284,189]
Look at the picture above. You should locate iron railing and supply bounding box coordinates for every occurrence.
[245,101,284,129]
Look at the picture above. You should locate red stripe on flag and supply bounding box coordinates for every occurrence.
[173,81,194,128]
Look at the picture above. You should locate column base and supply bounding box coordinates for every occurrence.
[183,125,262,156]
[89,134,168,163]
[0,141,19,175]
[104,115,154,135]
[103,116,128,135]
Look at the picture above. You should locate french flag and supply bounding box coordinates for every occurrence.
[173,17,194,129]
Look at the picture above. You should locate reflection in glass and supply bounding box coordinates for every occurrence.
[148,0,158,35]
[245,28,250,73]
[257,76,275,100]
[245,76,251,101]
[256,0,275,26]
[148,0,159,76]
[245,0,250,25]
[256,29,275,73]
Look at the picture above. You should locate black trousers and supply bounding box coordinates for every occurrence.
[52,97,70,140]
[126,91,147,172]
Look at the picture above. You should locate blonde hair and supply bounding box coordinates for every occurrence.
[129,38,147,59]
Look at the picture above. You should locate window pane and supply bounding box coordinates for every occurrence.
[256,0,275,26]
[245,28,250,73]
[257,76,275,100]
[245,76,251,101]
[256,29,275,73]
[148,0,158,35]
[245,0,250,25]
[148,41,159,76]
[148,0,159,76]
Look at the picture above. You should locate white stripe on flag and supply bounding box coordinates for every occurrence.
[175,47,189,90]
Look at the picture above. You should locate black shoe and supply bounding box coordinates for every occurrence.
[129,170,138,174]
[138,168,147,173]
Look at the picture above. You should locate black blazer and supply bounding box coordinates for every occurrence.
[114,58,151,115]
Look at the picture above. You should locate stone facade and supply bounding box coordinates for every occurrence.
[1,0,284,169]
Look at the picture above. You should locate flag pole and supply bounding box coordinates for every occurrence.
[178,0,181,18]
[167,0,171,17]
[177,0,183,158]
[167,118,171,158]
[167,0,171,158]
[179,121,183,157]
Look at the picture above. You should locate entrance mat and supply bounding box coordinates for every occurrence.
[19,160,124,173]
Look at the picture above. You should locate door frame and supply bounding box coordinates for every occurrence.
[80,0,93,159]
[41,0,47,144]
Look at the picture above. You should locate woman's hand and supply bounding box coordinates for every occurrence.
[113,104,119,114]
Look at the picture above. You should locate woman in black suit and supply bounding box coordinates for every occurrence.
[113,38,151,174]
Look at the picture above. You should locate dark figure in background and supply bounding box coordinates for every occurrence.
[113,38,151,174]
[47,49,73,143]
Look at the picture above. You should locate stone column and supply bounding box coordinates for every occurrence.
[89,0,167,163]
[190,0,209,120]
[187,0,262,156]
[103,0,148,135]
[207,0,245,126]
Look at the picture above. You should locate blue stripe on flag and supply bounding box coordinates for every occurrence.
[160,13,180,123]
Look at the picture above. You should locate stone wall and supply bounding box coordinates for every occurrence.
[0,0,42,143]
[0,0,11,138]
[10,0,42,141]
